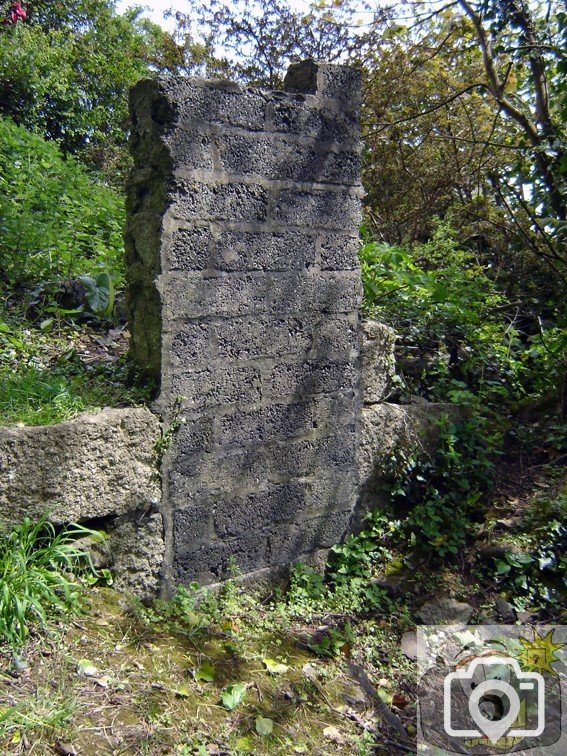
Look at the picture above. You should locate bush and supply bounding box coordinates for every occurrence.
[0,116,124,289]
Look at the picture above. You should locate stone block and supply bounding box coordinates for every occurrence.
[305,472,358,515]
[310,316,358,358]
[266,271,362,315]
[319,234,360,270]
[212,230,317,272]
[313,391,358,431]
[214,483,307,538]
[174,531,269,585]
[274,188,362,229]
[172,414,214,456]
[160,273,268,320]
[214,316,312,361]
[283,60,362,111]
[218,402,313,447]
[267,510,351,564]
[217,132,360,185]
[0,408,161,527]
[169,364,262,409]
[263,359,357,400]
[268,98,359,143]
[167,130,214,171]
[110,512,165,601]
[173,502,215,554]
[167,321,213,366]
[167,226,213,271]
[360,320,397,404]
[173,79,269,132]
[169,180,269,223]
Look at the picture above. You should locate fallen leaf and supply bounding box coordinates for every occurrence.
[392,692,409,709]
[93,676,110,688]
[255,716,274,736]
[220,682,247,710]
[263,657,289,675]
[323,725,346,745]
[194,660,216,682]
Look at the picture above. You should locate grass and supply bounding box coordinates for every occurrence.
[0,515,102,647]
[0,309,150,426]
[0,581,417,755]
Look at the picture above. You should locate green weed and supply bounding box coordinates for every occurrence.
[0,515,102,648]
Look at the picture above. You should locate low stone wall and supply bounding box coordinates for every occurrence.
[356,320,460,522]
[0,329,458,595]
[0,407,163,598]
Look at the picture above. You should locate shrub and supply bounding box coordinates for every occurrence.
[0,116,124,289]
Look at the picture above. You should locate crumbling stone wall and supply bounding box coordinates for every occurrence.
[127,61,364,588]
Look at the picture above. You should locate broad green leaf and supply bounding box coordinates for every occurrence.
[194,660,215,682]
[221,682,247,710]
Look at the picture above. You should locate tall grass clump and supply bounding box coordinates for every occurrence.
[0,515,102,648]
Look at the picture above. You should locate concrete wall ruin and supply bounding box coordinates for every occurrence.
[0,61,459,599]
[126,61,365,589]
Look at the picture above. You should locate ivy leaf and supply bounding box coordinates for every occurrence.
[255,716,274,736]
[220,682,247,710]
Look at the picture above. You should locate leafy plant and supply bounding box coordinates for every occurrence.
[0,116,125,289]
[493,491,567,611]
[0,515,103,647]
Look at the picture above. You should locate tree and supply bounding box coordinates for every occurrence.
[0,0,186,172]
[171,0,390,87]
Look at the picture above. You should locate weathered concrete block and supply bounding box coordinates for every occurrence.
[168,321,213,365]
[110,512,165,601]
[128,62,364,590]
[212,230,318,272]
[0,408,161,527]
[169,365,262,409]
[310,316,358,358]
[284,60,363,110]
[360,320,397,404]
[174,532,269,585]
[268,98,359,142]
[319,234,360,270]
[160,273,268,320]
[218,402,313,447]
[215,316,312,360]
[263,359,357,400]
[214,483,307,538]
[170,180,269,223]
[274,188,362,229]
[167,226,212,271]
[217,132,360,185]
